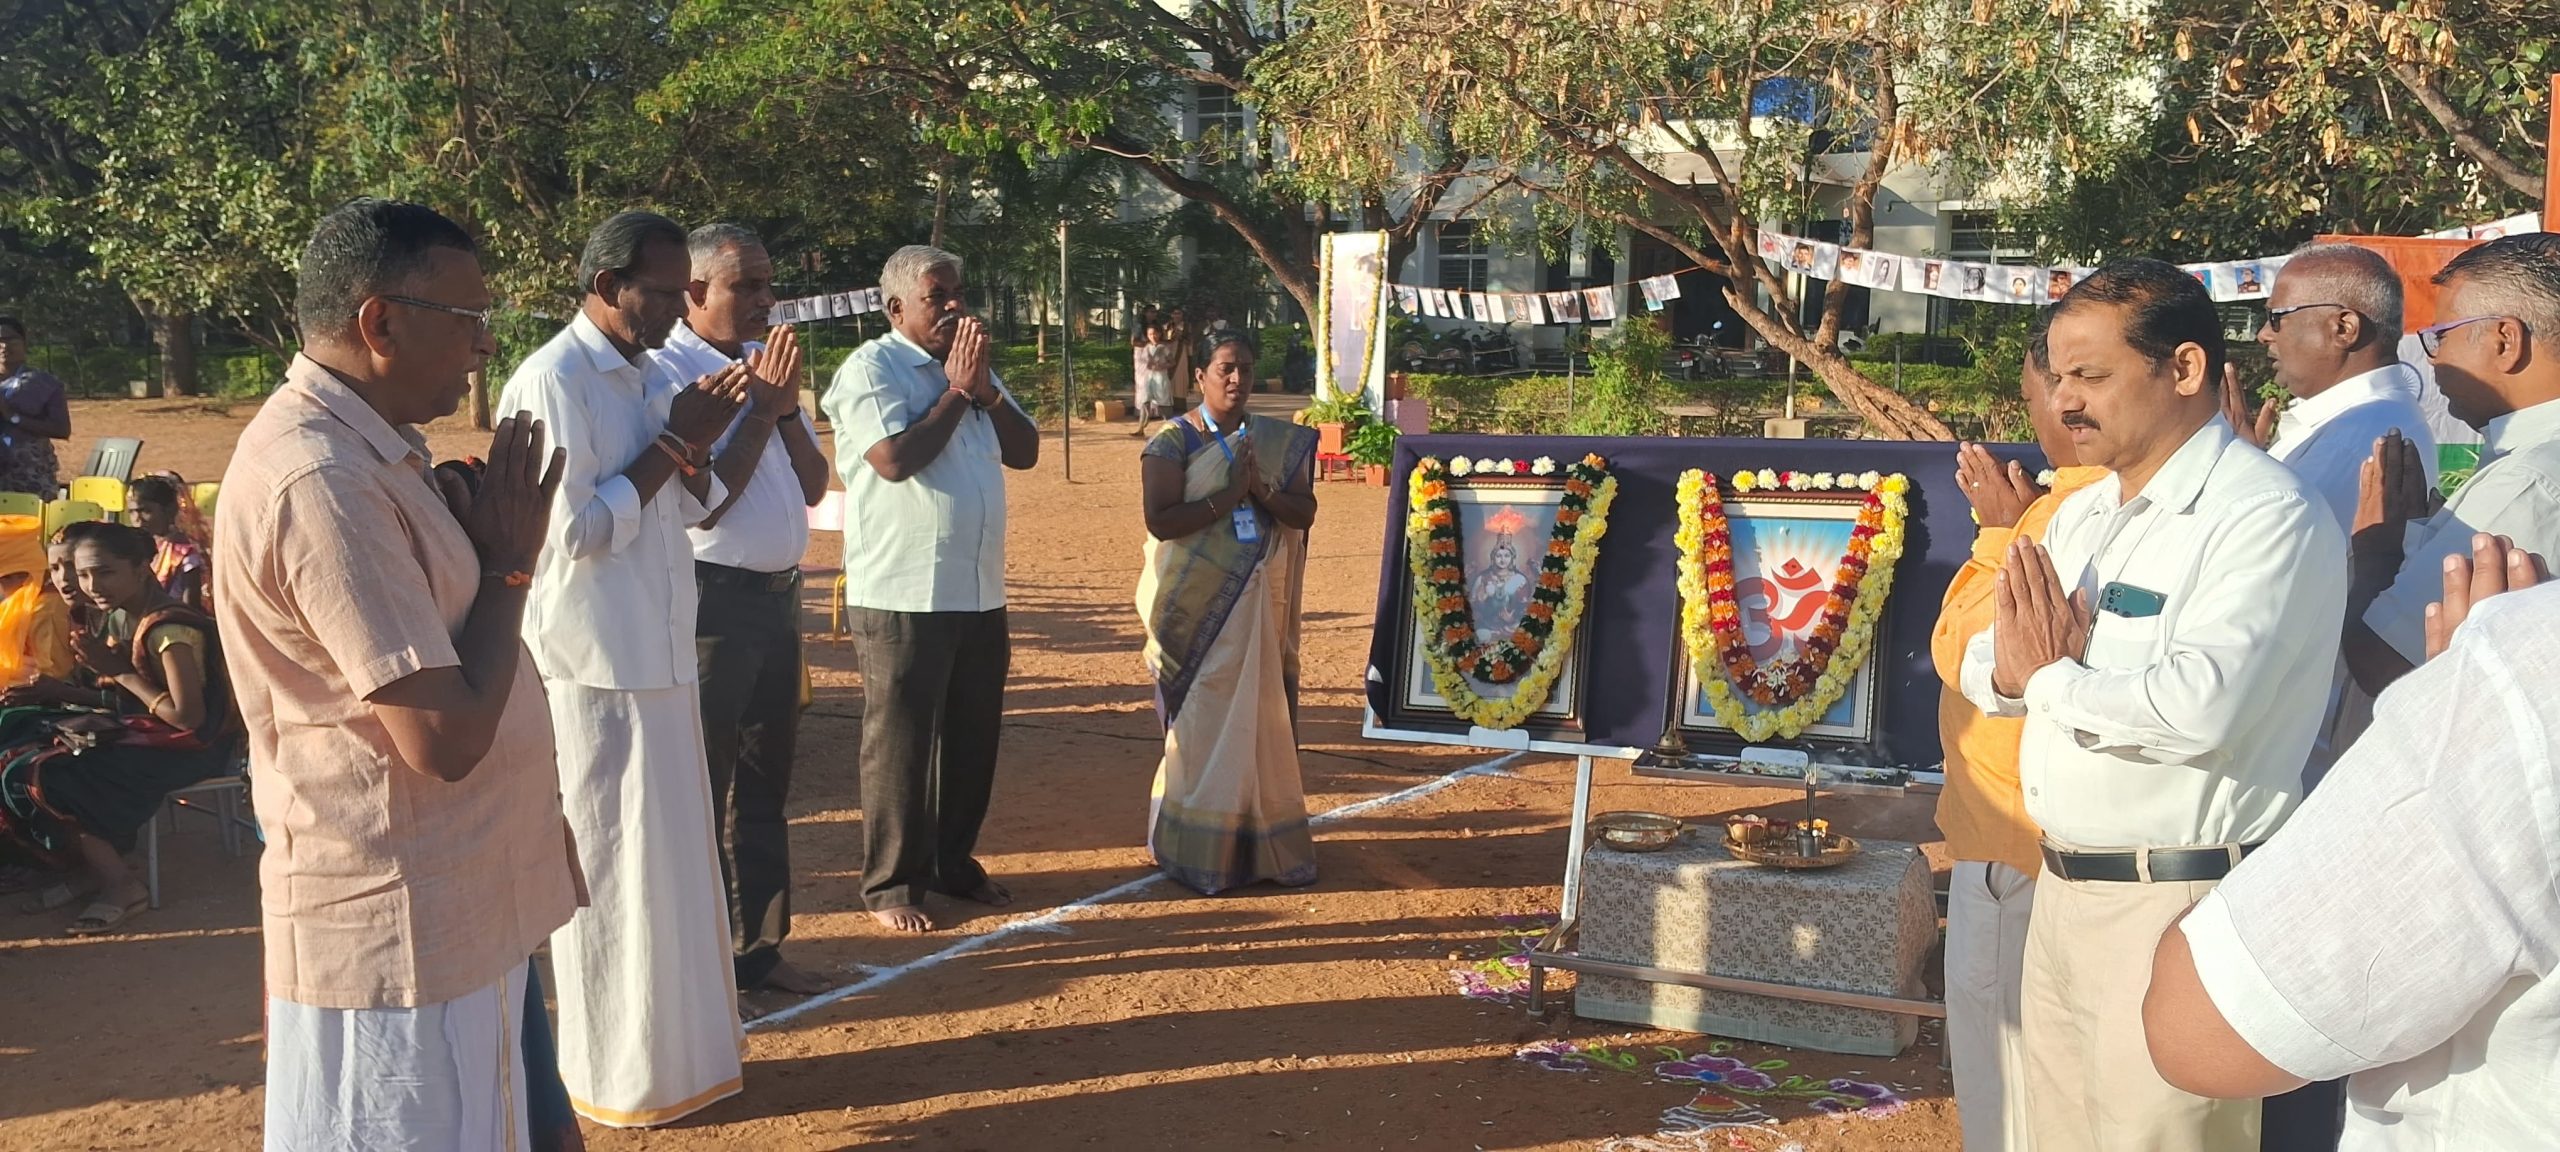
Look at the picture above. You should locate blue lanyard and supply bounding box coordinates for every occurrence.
[1197,409,1239,464]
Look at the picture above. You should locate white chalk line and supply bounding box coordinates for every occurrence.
[748,749,1531,1031]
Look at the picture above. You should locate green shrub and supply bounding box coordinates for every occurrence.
[1346,420,1400,465]
[1569,315,1671,437]
[209,348,287,399]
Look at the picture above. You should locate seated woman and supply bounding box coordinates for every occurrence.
[0,523,235,934]
[1136,334,1321,894]
[126,474,210,611]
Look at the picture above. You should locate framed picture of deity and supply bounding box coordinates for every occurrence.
[1671,480,1907,749]
[1389,466,1609,739]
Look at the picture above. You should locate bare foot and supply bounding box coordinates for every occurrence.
[756,959,833,995]
[871,905,934,933]
[960,877,1013,907]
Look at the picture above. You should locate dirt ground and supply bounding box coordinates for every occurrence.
[1,397,1962,1151]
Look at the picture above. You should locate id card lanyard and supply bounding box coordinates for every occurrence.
[1199,409,1260,543]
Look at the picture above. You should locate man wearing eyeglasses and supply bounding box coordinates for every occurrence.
[2344,233,2560,704]
[2242,243,2441,1152]
[2246,245,2436,539]
[496,210,759,1128]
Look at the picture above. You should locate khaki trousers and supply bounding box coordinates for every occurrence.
[2022,868,2260,1152]
[1947,860,2038,1152]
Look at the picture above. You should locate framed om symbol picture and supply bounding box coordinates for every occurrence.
[1675,491,1886,746]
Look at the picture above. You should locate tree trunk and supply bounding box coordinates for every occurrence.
[152,309,196,398]
[467,367,491,430]
[930,163,950,249]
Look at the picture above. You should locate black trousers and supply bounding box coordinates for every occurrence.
[846,606,1009,912]
[2261,1078,2345,1152]
[695,562,804,988]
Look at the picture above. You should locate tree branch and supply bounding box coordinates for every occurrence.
[2384,59,2545,198]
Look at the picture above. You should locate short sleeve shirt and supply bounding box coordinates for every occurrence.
[822,330,1022,613]
[214,356,581,1010]
[2182,582,2560,1150]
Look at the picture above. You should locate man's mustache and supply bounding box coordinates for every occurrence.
[2061,413,2099,430]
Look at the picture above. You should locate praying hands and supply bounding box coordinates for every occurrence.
[1991,536,2090,699]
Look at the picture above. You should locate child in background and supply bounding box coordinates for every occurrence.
[126,474,208,612]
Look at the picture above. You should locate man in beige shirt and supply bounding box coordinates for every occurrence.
[215,198,581,1151]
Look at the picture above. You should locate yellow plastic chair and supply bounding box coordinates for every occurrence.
[66,476,125,518]
[0,492,40,520]
[191,481,221,522]
[42,499,107,539]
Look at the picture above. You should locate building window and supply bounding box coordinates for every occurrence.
[1947,211,2032,263]
[1437,221,1489,293]
[1194,83,1247,162]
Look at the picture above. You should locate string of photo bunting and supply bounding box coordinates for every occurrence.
[1381,209,2546,326]
[755,208,2542,329]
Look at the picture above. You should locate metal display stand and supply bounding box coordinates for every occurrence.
[1522,752,1946,1022]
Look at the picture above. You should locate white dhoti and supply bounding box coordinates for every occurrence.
[545,681,744,1127]
[265,962,531,1152]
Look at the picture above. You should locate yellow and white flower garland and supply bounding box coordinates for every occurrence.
[1675,470,1911,742]
[1405,455,1618,730]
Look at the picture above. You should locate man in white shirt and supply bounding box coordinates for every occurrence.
[1961,259,2347,1152]
[2344,234,2560,702]
[2146,536,2560,1152]
[645,223,830,997]
[2246,241,2436,1152]
[2252,244,2436,536]
[824,244,1039,933]
[497,210,759,1127]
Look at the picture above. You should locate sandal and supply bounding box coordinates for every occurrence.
[65,895,147,936]
[19,882,83,915]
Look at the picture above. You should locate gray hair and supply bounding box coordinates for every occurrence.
[2281,243,2406,341]
[576,210,686,297]
[2436,233,2560,339]
[296,198,479,340]
[880,244,964,304]
[687,223,763,276]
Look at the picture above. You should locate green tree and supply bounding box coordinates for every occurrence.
[1257,0,2151,440]
[2045,1,2549,261]
[672,0,1473,322]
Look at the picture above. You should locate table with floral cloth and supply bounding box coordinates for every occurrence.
[1573,834,1935,1057]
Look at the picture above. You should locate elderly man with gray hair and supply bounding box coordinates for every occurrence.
[645,222,831,996]
[825,243,1037,933]
[2240,241,2436,1152]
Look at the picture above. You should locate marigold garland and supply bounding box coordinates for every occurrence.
[1406,453,1618,730]
[1675,470,1910,742]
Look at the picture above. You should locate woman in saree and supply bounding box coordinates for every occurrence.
[1137,334,1321,893]
[0,523,236,934]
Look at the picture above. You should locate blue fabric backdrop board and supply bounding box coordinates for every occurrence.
[1363,434,2044,772]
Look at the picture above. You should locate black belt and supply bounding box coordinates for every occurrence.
[696,562,800,595]
[2041,841,2258,883]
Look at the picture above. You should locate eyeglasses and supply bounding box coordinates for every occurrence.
[377,294,493,332]
[2262,302,2356,332]
[2417,314,2525,357]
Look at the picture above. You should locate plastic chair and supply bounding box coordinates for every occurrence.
[141,769,258,909]
[80,437,143,484]
[191,481,221,522]
[66,476,125,518]
[0,491,40,520]
[41,499,106,539]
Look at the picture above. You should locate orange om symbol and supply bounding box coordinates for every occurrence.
[1735,559,1827,662]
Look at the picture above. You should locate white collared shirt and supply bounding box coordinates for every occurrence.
[1961,418,2347,849]
[496,312,727,690]
[2364,397,2560,663]
[822,329,1023,613]
[2181,582,2560,1152]
[647,321,816,573]
[2267,363,2437,540]
[2266,364,2435,788]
